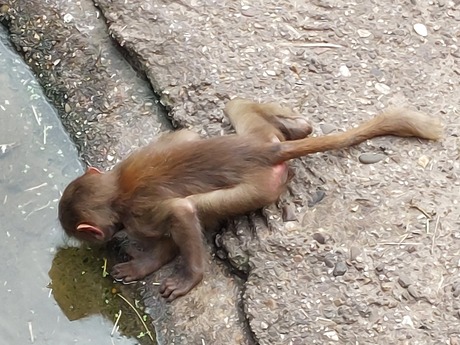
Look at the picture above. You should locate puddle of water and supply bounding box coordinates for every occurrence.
[0,26,152,344]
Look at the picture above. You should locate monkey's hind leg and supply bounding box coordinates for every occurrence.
[224,98,313,141]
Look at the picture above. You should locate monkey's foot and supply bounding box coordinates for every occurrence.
[111,258,162,282]
[159,270,204,301]
[271,115,313,140]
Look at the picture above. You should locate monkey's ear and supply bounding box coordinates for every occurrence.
[76,223,105,240]
[86,166,102,175]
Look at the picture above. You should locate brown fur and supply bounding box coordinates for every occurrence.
[58,99,442,301]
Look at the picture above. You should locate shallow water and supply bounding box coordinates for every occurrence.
[0,26,147,344]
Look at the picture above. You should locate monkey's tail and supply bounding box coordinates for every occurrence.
[276,108,443,162]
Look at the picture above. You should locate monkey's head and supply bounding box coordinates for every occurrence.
[58,167,119,243]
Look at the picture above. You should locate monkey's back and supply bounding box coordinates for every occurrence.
[116,135,279,199]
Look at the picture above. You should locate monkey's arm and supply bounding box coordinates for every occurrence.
[158,198,206,301]
[156,163,289,301]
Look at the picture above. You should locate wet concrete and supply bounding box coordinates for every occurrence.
[1,1,253,343]
[0,26,143,344]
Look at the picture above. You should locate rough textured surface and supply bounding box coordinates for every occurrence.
[94,1,460,344]
[1,1,252,344]
[2,0,460,344]
[0,0,169,168]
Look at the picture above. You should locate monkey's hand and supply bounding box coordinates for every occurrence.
[111,237,179,282]
[159,269,204,302]
[111,258,162,282]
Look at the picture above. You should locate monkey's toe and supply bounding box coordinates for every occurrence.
[278,117,313,140]
[159,278,182,301]
[111,262,145,282]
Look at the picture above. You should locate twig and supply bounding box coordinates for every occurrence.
[111,310,122,337]
[315,317,336,323]
[431,215,441,254]
[279,42,343,49]
[116,294,154,341]
[409,204,432,219]
[0,142,18,155]
[102,258,109,277]
[399,233,409,244]
[24,201,51,219]
[28,322,34,343]
[25,182,47,191]
[31,105,41,126]
[43,125,52,145]
[379,242,420,245]
[437,276,444,293]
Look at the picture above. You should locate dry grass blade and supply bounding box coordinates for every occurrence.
[116,294,154,341]
[430,215,441,255]
[111,310,122,336]
[102,257,109,277]
[409,204,432,219]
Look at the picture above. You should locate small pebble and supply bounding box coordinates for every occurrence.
[381,282,392,291]
[63,13,74,23]
[308,190,326,207]
[407,285,419,299]
[453,283,460,298]
[313,232,326,244]
[292,254,303,263]
[282,204,297,222]
[358,29,372,38]
[339,65,351,77]
[418,155,430,168]
[375,82,391,94]
[0,4,9,13]
[359,153,386,164]
[406,245,417,253]
[320,123,336,134]
[324,256,335,268]
[401,315,415,328]
[324,330,339,341]
[398,274,412,288]
[349,246,361,261]
[333,261,348,276]
[414,23,428,37]
[375,263,385,272]
[241,6,257,17]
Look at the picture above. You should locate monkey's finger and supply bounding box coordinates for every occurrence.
[159,278,182,299]
[159,279,173,296]
[111,263,140,283]
[160,278,195,301]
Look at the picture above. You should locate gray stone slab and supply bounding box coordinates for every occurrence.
[94,1,460,344]
[1,0,168,169]
[3,0,460,344]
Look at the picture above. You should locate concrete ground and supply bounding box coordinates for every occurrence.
[2,0,459,344]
